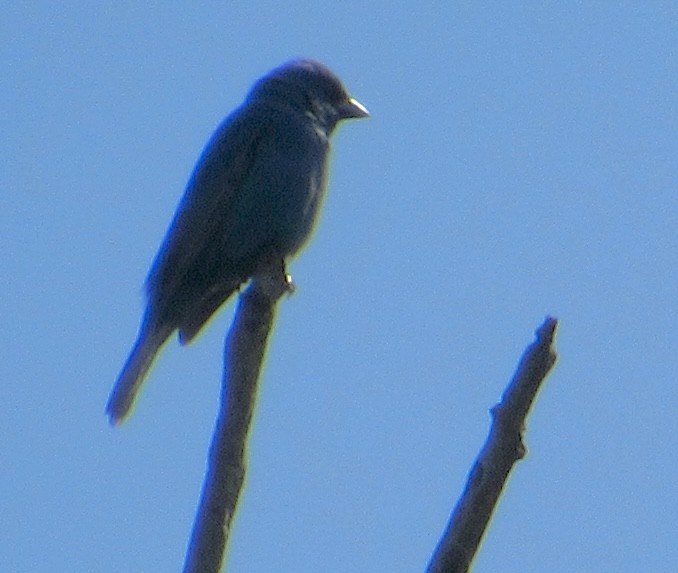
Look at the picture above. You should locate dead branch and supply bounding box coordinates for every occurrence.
[427,317,559,573]
[182,269,292,573]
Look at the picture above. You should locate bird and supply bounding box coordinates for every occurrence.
[105,59,368,424]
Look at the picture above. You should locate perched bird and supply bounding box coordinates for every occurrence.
[106,59,368,424]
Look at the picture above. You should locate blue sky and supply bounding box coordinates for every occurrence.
[2,3,676,572]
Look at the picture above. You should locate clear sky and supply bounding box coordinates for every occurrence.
[2,3,676,572]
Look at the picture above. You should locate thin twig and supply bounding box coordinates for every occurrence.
[427,317,559,573]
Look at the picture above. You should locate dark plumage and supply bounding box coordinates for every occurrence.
[106,59,368,424]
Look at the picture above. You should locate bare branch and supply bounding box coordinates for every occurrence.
[182,269,292,573]
[427,317,559,573]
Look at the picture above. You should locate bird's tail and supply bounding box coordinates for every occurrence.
[106,324,172,425]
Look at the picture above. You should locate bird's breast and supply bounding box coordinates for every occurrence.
[272,139,329,256]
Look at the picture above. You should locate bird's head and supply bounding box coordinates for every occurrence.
[248,59,369,134]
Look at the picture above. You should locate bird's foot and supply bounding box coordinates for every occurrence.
[253,259,295,301]
[283,272,296,294]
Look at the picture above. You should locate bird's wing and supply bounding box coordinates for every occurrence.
[144,106,272,321]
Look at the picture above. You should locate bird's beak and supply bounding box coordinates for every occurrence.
[340,97,370,119]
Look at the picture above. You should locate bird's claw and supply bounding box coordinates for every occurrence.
[283,273,296,294]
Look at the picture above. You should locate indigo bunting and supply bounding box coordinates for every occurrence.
[106,59,368,424]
